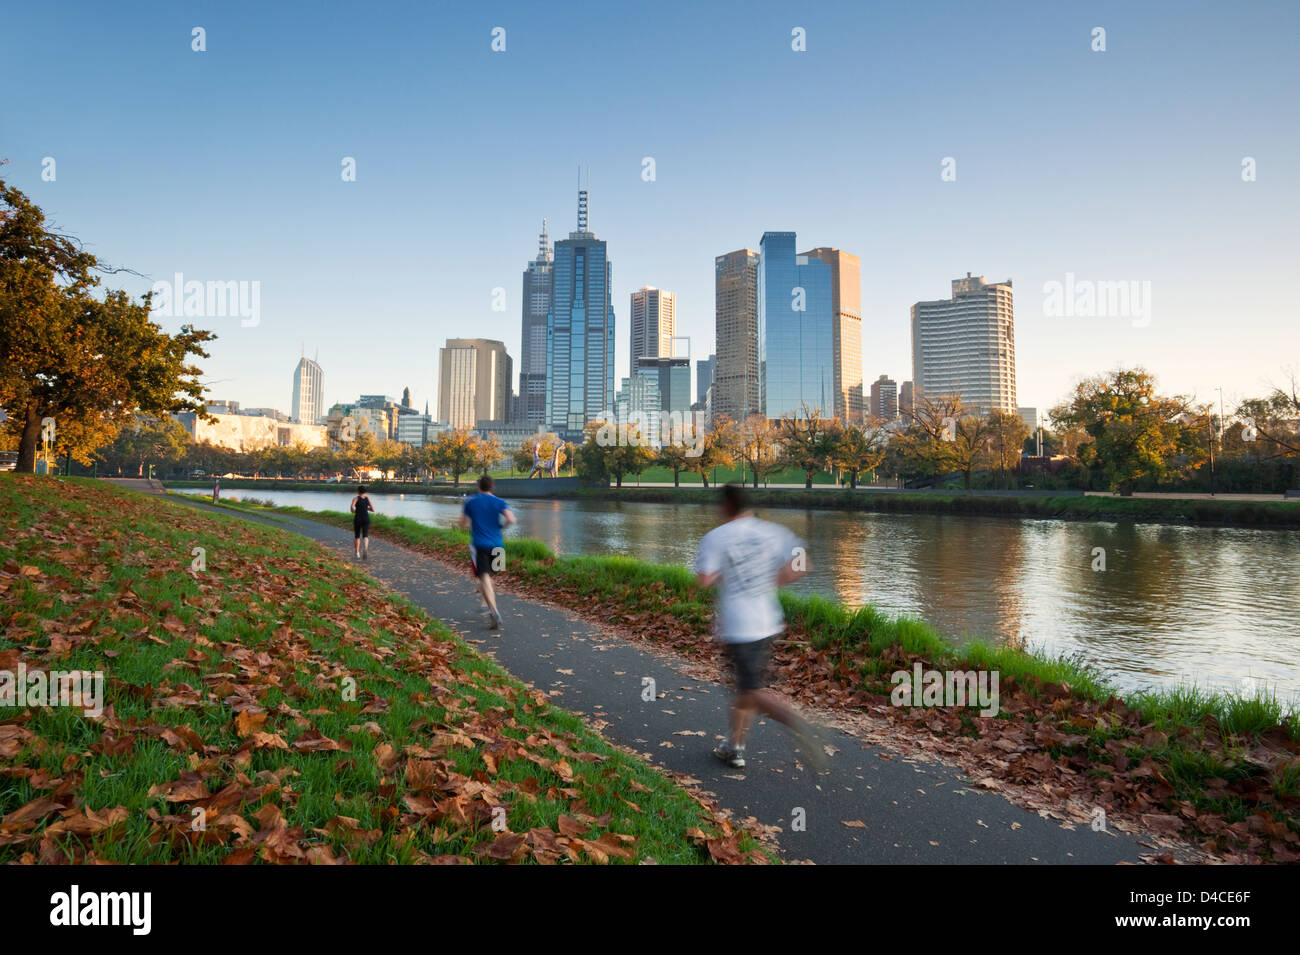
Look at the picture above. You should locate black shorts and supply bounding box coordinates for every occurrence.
[354,520,370,539]
[723,637,772,692]
[471,545,501,577]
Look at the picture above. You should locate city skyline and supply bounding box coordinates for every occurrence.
[3,2,1296,420]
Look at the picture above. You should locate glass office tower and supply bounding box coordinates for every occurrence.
[757,232,833,419]
[545,189,616,439]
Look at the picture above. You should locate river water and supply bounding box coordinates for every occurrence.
[198,488,1300,701]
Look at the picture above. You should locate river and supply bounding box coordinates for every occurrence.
[194,488,1300,701]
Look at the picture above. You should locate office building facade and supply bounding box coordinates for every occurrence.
[629,286,676,376]
[758,232,833,420]
[802,247,863,423]
[291,357,324,425]
[696,353,716,407]
[713,249,760,422]
[438,338,512,430]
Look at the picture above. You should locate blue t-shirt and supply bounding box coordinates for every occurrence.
[463,493,508,549]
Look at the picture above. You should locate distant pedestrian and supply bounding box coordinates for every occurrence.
[459,474,515,630]
[351,485,376,559]
[693,484,826,772]
[212,477,220,503]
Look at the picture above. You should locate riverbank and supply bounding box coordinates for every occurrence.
[163,479,1300,529]
[0,476,764,864]
[210,496,1300,862]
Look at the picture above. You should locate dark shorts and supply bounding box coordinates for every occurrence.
[723,637,772,692]
[354,519,369,539]
[471,545,501,578]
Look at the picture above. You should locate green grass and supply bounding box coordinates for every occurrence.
[0,476,765,864]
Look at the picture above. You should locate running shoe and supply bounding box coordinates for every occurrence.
[489,609,502,630]
[712,742,746,769]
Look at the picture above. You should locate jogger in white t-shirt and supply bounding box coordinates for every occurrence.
[693,484,827,772]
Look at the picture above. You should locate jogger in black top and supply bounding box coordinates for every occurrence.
[350,485,376,560]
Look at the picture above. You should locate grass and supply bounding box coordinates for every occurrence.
[202,492,1300,859]
[0,476,765,864]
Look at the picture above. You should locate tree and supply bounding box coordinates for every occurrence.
[736,414,781,488]
[830,419,888,488]
[573,419,653,488]
[777,406,837,488]
[473,435,503,475]
[97,415,191,477]
[1236,373,1300,459]
[685,415,737,487]
[1050,368,1201,493]
[0,178,213,471]
[429,429,478,486]
[986,410,1030,488]
[655,441,693,487]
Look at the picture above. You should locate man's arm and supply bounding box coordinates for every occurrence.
[502,507,517,526]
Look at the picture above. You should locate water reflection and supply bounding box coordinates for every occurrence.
[199,488,1300,699]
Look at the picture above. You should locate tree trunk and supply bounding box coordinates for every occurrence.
[850,471,858,489]
[673,470,680,488]
[701,473,709,488]
[615,473,623,488]
[805,472,813,489]
[16,404,42,474]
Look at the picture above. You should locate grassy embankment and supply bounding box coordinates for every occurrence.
[211,495,1300,861]
[164,479,1300,528]
[0,476,765,864]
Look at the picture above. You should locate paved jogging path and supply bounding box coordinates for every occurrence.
[156,490,1153,865]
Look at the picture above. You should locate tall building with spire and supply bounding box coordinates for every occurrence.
[291,355,324,425]
[519,221,552,426]
[545,181,615,438]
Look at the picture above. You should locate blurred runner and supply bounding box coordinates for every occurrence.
[693,484,826,773]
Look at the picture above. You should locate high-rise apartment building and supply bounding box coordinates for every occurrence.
[546,187,615,438]
[629,286,676,376]
[758,232,833,420]
[438,338,513,430]
[869,374,898,420]
[802,247,863,423]
[911,274,1017,416]
[519,221,553,426]
[291,356,324,425]
[713,249,760,422]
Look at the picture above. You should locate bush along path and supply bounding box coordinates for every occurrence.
[0,476,768,865]
[160,492,1209,865]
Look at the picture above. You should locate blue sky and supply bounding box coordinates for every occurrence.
[3,0,1297,418]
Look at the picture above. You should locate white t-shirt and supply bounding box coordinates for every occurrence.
[693,515,803,643]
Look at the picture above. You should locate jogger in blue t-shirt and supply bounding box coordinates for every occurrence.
[459,474,515,630]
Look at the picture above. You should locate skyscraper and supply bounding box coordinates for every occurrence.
[438,338,513,430]
[629,286,676,376]
[713,249,759,422]
[899,380,916,419]
[291,356,324,425]
[802,247,863,423]
[869,374,898,420]
[519,221,553,426]
[911,274,1017,416]
[696,353,716,406]
[546,186,615,438]
[758,232,833,420]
